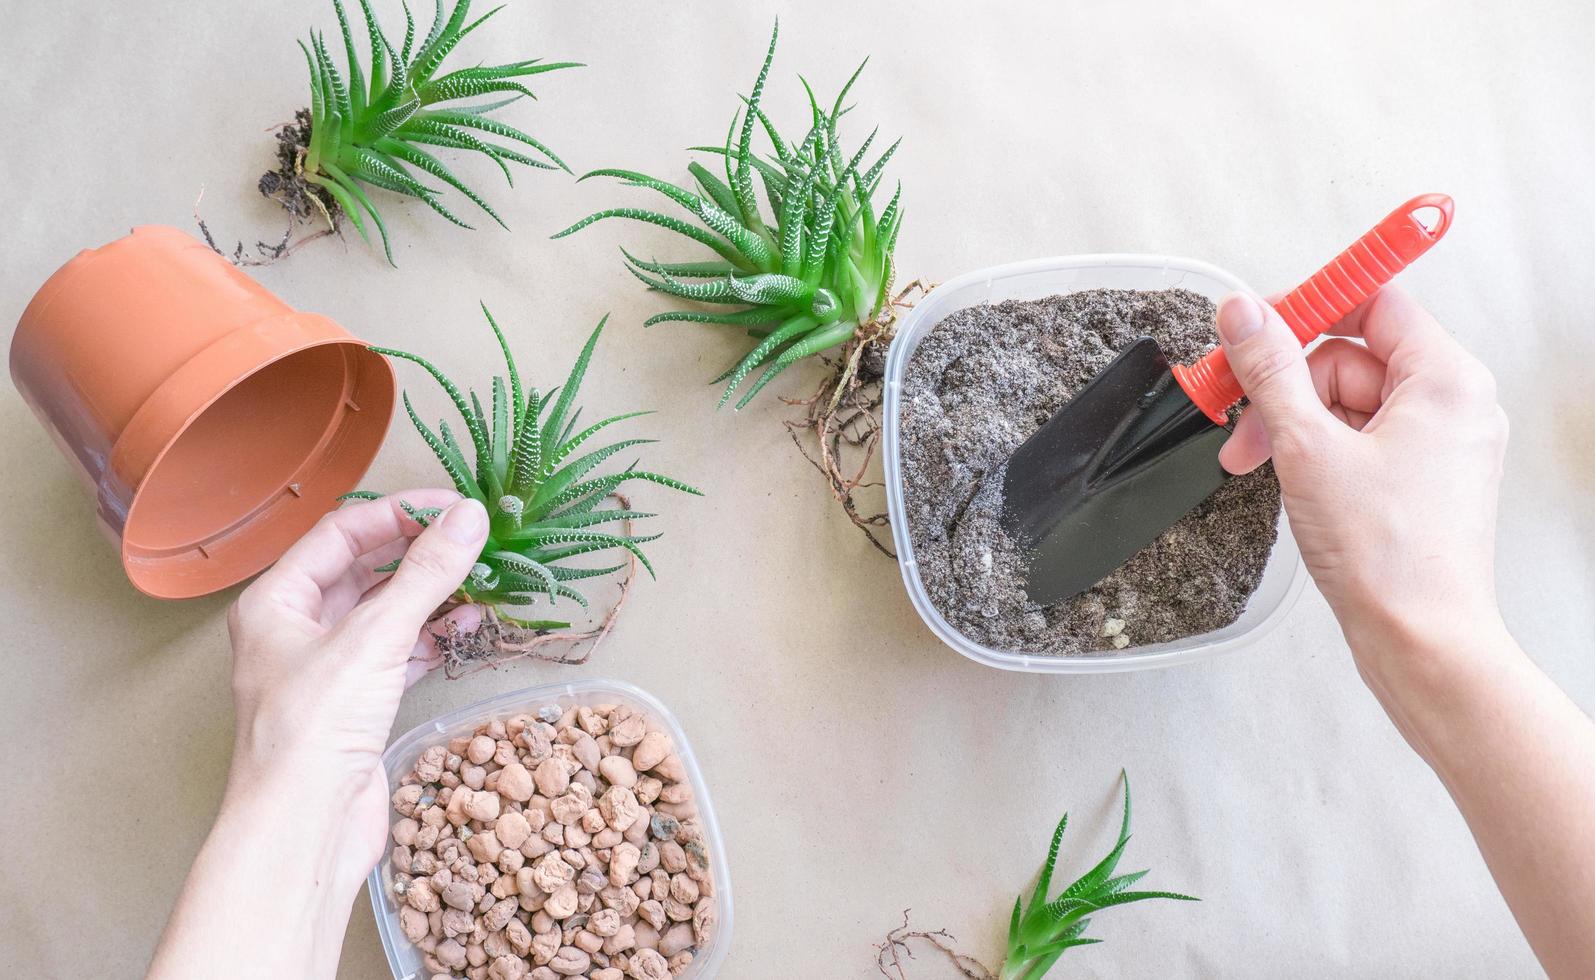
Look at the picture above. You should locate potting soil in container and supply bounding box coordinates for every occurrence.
[899,288,1282,655]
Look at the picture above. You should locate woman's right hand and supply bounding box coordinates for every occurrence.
[1214,285,1595,980]
[1213,286,1511,658]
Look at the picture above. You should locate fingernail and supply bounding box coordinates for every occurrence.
[1217,293,1265,344]
[440,498,488,544]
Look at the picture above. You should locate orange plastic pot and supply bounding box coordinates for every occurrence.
[10,225,396,599]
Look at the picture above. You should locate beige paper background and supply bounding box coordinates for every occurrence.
[3,0,1592,976]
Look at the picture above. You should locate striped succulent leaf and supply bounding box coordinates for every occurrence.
[296,0,579,263]
[1000,773,1198,980]
[553,19,903,409]
[343,309,701,615]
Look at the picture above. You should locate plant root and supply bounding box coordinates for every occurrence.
[425,497,640,677]
[193,186,336,267]
[190,108,341,268]
[259,108,341,225]
[875,910,995,980]
[783,279,932,558]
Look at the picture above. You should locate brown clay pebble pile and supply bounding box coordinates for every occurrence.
[387,702,714,980]
[899,288,1283,655]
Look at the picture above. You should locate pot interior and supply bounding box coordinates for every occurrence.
[122,342,392,598]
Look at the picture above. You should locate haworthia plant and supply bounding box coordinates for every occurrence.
[554,20,902,409]
[293,0,578,263]
[345,308,701,622]
[1001,773,1198,980]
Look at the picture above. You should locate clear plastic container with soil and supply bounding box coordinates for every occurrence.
[884,256,1307,673]
[369,678,732,979]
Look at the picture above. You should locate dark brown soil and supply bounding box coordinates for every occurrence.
[898,288,1282,655]
[194,108,344,266]
[257,107,341,223]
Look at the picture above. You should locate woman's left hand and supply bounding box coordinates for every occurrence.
[150,491,487,980]
[227,490,487,878]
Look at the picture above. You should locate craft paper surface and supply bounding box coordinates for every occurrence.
[2,0,1591,976]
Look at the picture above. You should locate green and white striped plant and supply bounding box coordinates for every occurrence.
[554,20,903,409]
[279,0,578,263]
[346,308,700,623]
[1001,773,1198,980]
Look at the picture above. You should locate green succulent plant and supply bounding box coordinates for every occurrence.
[553,20,902,409]
[1001,773,1198,980]
[286,0,578,263]
[345,308,700,622]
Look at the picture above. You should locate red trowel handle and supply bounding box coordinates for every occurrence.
[1173,193,1455,424]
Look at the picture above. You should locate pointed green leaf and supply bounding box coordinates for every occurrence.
[538,509,655,531]
[372,345,492,473]
[549,563,626,582]
[620,248,740,279]
[688,162,741,218]
[733,20,780,227]
[580,168,773,267]
[1031,812,1069,909]
[643,307,783,328]
[624,264,746,305]
[394,394,481,499]
[716,314,816,404]
[540,318,604,451]
[543,411,652,479]
[332,0,369,116]
[375,137,505,227]
[734,319,854,408]
[553,208,749,269]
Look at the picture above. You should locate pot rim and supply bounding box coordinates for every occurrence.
[882,253,1308,674]
[10,225,396,599]
[113,319,394,598]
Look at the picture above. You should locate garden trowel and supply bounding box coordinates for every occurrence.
[1001,194,1454,606]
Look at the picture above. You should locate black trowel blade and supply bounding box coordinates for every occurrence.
[1000,336,1232,606]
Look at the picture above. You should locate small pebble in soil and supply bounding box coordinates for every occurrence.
[899,288,1282,655]
[388,703,715,979]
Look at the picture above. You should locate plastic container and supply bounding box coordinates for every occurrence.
[368,678,732,979]
[10,225,395,598]
[882,254,1307,673]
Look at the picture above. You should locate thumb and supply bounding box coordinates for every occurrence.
[1215,292,1330,455]
[366,498,489,640]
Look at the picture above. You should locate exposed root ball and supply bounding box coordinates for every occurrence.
[191,108,338,268]
[258,108,340,224]
[427,502,641,678]
[431,582,633,677]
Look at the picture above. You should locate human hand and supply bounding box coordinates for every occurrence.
[1214,287,1510,658]
[1212,290,1595,980]
[224,491,487,885]
[149,492,490,980]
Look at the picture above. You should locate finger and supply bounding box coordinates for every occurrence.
[1219,339,1387,474]
[318,537,412,624]
[260,490,462,602]
[1325,285,1455,367]
[406,605,483,688]
[359,498,489,647]
[1215,292,1334,454]
[1305,338,1389,421]
[1338,407,1375,429]
[1219,405,1271,475]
